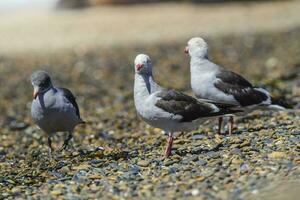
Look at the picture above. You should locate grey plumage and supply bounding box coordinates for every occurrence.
[31,71,51,87]
[185,37,285,134]
[186,37,285,110]
[58,87,82,119]
[30,70,84,158]
[133,54,240,156]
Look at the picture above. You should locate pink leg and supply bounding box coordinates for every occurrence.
[229,116,234,135]
[165,132,174,157]
[218,117,223,134]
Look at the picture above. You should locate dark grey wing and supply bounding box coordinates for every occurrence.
[155,90,238,122]
[58,87,81,119]
[214,70,268,106]
[216,70,253,87]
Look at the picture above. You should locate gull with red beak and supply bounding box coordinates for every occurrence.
[30,70,85,159]
[133,54,241,157]
[185,37,285,134]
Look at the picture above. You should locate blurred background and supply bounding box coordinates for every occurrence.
[0,0,299,199]
[1,0,300,55]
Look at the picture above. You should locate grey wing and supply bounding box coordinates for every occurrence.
[58,87,81,119]
[214,70,268,106]
[155,90,236,122]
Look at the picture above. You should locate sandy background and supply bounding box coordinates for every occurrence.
[0,1,300,55]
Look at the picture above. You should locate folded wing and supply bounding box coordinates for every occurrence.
[155,90,240,122]
[214,70,269,106]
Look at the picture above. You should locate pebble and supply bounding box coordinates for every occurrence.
[164,160,179,166]
[137,160,150,167]
[59,166,70,174]
[268,152,287,159]
[72,170,89,184]
[191,189,200,196]
[196,159,207,166]
[7,118,29,131]
[192,134,206,140]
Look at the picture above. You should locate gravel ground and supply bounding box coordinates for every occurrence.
[0,28,299,199]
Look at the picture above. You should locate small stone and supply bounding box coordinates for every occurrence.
[168,167,178,174]
[8,118,29,131]
[89,159,102,167]
[239,140,251,148]
[268,152,287,159]
[196,159,207,166]
[72,170,89,184]
[72,151,80,156]
[59,166,70,174]
[50,190,62,196]
[53,183,65,189]
[191,189,200,196]
[239,163,250,174]
[252,189,259,195]
[192,134,206,140]
[11,187,21,193]
[196,176,206,182]
[7,179,16,184]
[182,155,198,164]
[73,163,90,170]
[191,147,203,154]
[137,160,150,167]
[89,174,102,179]
[164,160,178,166]
[128,165,140,174]
[231,157,243,165]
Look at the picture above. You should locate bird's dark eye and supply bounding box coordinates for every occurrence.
[39,77,51,88]
[40,81,48,88]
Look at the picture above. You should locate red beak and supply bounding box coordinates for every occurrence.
[184,46,189,54]
[136,64,143,71]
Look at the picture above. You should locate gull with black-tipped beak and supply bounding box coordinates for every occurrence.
[185,37,285,134]
[30,70,85,159]
[133,54,241,157]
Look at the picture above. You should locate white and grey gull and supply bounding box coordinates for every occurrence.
[30,70,85,158]
[133,54,241,157]
[185,37,285,134]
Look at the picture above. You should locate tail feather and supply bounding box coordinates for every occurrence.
[78,119,86,124]
[206,100,243,116]
[267,104,285,110]
[269,97,288,110]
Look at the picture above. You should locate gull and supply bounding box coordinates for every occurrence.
[185,37,285,134]
[30,70,85,158]
[133,54,240,157]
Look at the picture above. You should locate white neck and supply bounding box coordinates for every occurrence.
[134,73,161,104]
[190,56,218,73]
[134,73,155,94]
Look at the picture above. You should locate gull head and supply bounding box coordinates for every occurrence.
[134,54,152,75]
[185,37,208,59]
[31,70,52,99]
